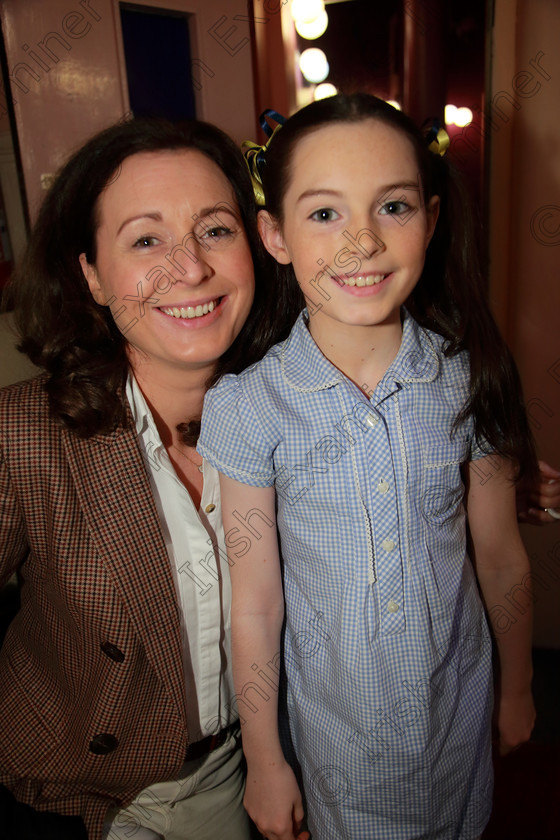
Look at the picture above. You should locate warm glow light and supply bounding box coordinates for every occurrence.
[314,82,338,100]
[295,9,328,39]
[291,0,325,24]
[444,104,458,125]
[455,106,473,127]
[445,104,473,126]
[386,100,401,111]
[299,48,329,83]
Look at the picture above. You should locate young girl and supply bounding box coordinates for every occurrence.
[198,94,536,840]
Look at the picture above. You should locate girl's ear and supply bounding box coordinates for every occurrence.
[257,210,292,265]
[79,253,105,305]
[425,196,440,246]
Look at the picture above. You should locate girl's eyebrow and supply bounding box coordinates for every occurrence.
[296,182,421,205]
[378,181,422,194]
[117,212,162,235]
[296,189,342,204]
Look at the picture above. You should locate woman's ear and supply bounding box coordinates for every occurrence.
[257,211,292,265]
[425,196,440,246]
[79,253,105,305]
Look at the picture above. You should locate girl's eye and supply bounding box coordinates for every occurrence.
[133,235,159,248]
[379,200,409,216]
[310,208,339,223]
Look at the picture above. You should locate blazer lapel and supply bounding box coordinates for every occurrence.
[62,420,187,727]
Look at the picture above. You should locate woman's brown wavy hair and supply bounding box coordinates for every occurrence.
[6,117,300,440]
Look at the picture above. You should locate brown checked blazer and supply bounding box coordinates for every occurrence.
[0,375,191,839]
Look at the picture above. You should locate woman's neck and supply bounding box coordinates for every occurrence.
[129,358,213,449]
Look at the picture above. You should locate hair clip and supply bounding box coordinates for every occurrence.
[425,119,450,157]
[241,109,286,206]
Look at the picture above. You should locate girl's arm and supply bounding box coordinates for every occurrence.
[465,455,535,754]
[220,475,309,840]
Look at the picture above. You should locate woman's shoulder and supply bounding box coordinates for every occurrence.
[0,375,53,454]
[0,373,50,418]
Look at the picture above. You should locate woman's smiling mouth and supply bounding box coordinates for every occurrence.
[159,298,222,319]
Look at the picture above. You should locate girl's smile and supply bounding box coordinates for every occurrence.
[338,273,387,287]
[258,119,439,360]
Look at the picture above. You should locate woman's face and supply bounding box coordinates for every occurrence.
[80,149,255,377]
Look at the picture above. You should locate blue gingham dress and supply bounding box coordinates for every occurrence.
[198,311,493,840]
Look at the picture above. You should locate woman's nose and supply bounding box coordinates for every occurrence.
[165,235,213,285]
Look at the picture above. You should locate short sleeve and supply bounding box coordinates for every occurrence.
[198,373,276,487]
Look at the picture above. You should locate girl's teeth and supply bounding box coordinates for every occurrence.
[343,274,384,286]
[163,300,217,319]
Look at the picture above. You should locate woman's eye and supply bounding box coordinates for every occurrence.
[201,226,233,239]
[310,208,338,222]
[133,235,159,248]
[379,200,410,216]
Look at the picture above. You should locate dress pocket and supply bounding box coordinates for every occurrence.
[420,440,468,526]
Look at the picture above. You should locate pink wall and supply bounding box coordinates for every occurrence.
[0,0,126,220]
[488,0,560,646]
[0,0,257,222]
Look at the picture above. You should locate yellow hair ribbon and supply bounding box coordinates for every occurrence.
[241,110,285,206]
[426,124,450,157]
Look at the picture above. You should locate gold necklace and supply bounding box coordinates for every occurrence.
[170,443,203,473]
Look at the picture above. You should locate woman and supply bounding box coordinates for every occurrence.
[0,117,299,840]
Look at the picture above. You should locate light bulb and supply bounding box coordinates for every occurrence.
[291,0,325,24]
[299,48,329,83]
[444,104,458,125]
[295,10,328,39]
[314,82,337,100]
[455,107,473,127]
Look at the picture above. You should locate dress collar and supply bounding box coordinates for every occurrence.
[280,309,441,394]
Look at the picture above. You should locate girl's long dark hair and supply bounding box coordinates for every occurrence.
[258,93,536,479]
[5,117,300,440]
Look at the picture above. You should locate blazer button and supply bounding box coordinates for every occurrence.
[89,733,119,755]
[101,641,125,662]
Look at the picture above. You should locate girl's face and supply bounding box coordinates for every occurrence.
[259,119,438,341]
[80,149,255,378]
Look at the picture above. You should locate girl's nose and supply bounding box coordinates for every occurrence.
[341,220,385,259]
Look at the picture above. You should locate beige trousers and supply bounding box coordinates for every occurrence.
[103,727,255,840]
